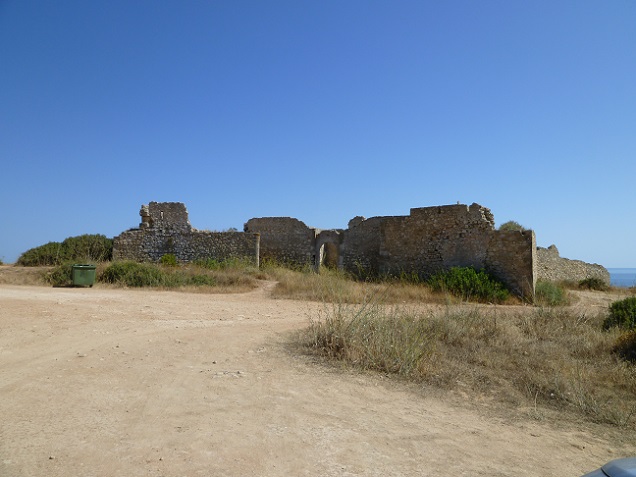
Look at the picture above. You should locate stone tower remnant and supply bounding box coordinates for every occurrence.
[113,202,259,266]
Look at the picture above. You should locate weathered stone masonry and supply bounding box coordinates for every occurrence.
[247,203,536,296]
[536,245,609,284]
[243,217,317,266]
[246,203,610,296]
[374,204,536,297]
[114,202,260,265]
[114,201,609,298]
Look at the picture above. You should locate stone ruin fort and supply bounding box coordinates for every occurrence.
[113,201,609,297]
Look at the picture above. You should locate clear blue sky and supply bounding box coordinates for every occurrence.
[1,1,635,267]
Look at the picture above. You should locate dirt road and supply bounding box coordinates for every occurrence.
[0,284,631,476]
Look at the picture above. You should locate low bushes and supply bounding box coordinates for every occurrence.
[194,257,257,271]
[427,267,510,303]
[43,260,258,291]
[534,280,569,306]
[579,277,609,291]
[159,254,178,266]
[99,260,257,291]
[613,331,636,362]
[498,220,527,232]
[45,262,76,287]
[17,234,113,266]
[603,296,636,331]
[101,261,165,287]
[605,296,636,366]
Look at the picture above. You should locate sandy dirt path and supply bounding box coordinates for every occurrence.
[0,284,632,477]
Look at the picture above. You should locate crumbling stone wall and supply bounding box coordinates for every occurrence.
[243,217,316,266]
[114,201,608,298]
[139,202,191,231]
[340,216,386,276]
[486,230,537,297]
[358,204,535,296]
[250,203,538,296]
[536,245,609,284]
[114,202,259,265]
[378,205,495,276]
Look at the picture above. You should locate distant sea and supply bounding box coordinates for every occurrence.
[608,268,636,288]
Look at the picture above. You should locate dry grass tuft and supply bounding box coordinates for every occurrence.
[299,296,636,427]
[264,266,444,304]
[0,265,50,285]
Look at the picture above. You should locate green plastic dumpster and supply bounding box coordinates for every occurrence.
[72,264,96,287]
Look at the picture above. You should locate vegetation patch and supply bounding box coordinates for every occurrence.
[159,254,178,266]
[45,262,76,287]
[427,267,510,303]
[194,257,257,271]
[613,330,636,363]
[98,260,258,291]
[534,280,569,306]
[264,263,439,304]
[579,277,609,292]
[100,261,165,287]
[604,296,636,331]
[299,299,636,426]
[498,220,528,232]
[17,234,113,266]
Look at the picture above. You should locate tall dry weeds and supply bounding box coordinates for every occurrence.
[267,266,440,304]
[300,297,636,427]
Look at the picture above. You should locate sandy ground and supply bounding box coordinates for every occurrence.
[1,282,634,477]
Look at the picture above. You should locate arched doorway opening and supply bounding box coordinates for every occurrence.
[318,242,339,269]
[315,230,341,271]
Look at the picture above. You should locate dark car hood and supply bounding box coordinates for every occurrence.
[602,458,636,477]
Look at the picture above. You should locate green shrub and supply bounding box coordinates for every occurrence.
[427,267,509,303]
[194,258,224,270]
[45,261,100,287]
[187,274,217,286]
[194,256,256,271]
[498,220,527,232]
[603,296,636,331]
[17,242,64,266]
[613,331,636,362]
[45,262,75,287]
[396,270,424,285]
[160,254,178,266]
[17,234,113,266]
[579,277,609,291]
[98,261,248,289]
[534,280,569,306]
[100,261,165,287]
